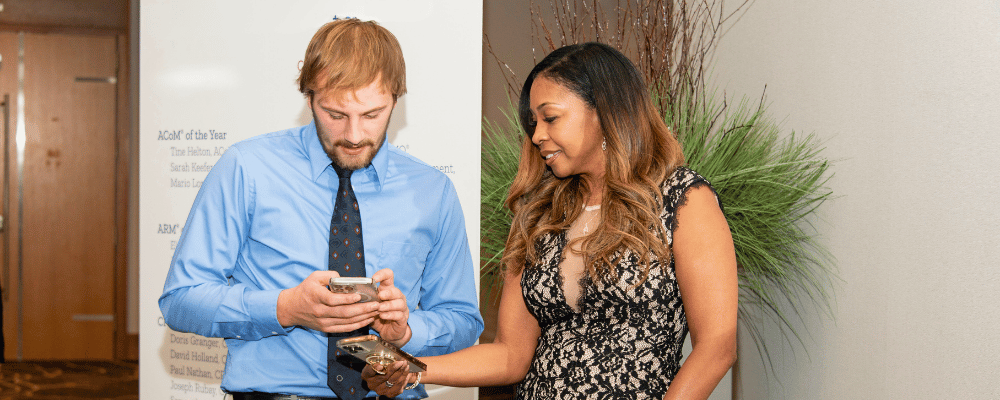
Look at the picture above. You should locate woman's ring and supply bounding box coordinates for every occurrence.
[385,381,394,388]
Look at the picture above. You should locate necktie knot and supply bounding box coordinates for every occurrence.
[334,164,354,180]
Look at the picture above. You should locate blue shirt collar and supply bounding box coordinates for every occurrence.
[304,121,387,192]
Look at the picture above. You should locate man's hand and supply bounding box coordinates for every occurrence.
[370,269,411,347]
[276,271,380,332]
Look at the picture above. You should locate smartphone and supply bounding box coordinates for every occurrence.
[336,334,427,373]
[328,277,378,303]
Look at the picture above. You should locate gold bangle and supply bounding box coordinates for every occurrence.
[403,371,421,390]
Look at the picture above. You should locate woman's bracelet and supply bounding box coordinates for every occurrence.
[404,372,422,390]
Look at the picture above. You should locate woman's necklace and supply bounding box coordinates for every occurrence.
[582,204,601,234]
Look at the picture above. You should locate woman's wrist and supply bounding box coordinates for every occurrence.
[404,371,422,390]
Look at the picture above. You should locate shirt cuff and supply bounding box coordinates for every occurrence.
[399,313,428,355]
[245,288,289,338]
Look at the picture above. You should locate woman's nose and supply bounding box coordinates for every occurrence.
[531,126,548,145]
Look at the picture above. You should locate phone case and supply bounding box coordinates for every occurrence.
[328,277,378,303]
[336,334,427,373]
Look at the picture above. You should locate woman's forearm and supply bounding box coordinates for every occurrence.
[421,341,533,388]
[662,338,737,400]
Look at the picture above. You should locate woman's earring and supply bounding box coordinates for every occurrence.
[602,138,607,151]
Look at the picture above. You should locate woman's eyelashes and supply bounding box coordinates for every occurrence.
[528,112,557,128]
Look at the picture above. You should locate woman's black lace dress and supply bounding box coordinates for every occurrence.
[517,167,714,399]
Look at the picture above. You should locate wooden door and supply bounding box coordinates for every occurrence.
[1,31,118,360]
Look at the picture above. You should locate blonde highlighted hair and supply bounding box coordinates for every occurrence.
[504,43,685,284]
[297,18,406,99]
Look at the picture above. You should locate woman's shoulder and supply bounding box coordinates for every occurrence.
[662,166,711,192]
[661,166,720,212]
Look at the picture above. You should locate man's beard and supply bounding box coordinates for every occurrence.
[314,109,390,171]
[326,132,386,171]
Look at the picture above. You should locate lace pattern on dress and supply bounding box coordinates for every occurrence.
[517,167,715,399]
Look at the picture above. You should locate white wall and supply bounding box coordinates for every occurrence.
[712,1,1000,398]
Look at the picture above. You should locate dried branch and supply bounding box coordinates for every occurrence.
[514,0,752,126]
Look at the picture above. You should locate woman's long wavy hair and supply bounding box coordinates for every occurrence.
[503,42,685,284]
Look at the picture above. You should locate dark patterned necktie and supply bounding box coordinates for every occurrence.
[327,166,368,400]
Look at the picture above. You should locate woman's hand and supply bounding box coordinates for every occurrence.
[361,360,418,397]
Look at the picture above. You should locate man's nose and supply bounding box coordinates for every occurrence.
[344,118,365,144]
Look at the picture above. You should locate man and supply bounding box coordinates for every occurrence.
[159,18,483,400]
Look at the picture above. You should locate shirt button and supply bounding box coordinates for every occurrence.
[272,331,277,335]
[236,335,241,339]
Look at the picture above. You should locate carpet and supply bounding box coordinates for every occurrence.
[0,360,516,400]
[0,360,138,400]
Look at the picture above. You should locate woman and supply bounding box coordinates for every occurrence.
[364,42,737,399]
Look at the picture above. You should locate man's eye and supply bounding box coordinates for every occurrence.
[330,114,345,120]
[363,113,379,119]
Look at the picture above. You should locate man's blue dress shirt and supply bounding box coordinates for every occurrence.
[159,122,483,398]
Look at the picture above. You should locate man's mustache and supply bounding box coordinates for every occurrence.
[335,139,374,149]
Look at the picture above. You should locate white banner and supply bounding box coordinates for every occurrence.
[138,1,482,399]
